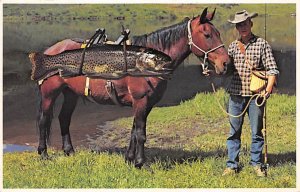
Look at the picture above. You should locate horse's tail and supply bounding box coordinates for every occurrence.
[29,52,48,81]
[35,83,53,145]
[35,83,42,138]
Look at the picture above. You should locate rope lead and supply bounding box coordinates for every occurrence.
[211,83,266,118]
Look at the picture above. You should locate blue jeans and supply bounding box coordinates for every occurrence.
[226,95,265,169]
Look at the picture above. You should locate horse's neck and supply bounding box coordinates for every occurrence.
[167,39,191,68]
[132,21,191,69]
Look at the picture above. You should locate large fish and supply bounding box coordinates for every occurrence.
[29,45,173,81]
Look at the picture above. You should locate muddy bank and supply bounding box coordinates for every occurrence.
[3,84,133,149]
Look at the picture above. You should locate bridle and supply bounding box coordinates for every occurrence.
[187,19,225,75]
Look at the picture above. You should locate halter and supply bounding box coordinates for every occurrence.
[187,20,225,75]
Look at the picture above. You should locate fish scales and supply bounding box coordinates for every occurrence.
[30,45,172,81]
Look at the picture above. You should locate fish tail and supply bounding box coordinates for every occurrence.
[29,52,48,81]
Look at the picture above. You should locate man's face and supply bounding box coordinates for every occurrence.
[235,19,252,38]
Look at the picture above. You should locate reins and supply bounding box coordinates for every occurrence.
[187,20,225,76]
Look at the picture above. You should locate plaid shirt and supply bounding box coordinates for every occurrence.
[227,34,279,96]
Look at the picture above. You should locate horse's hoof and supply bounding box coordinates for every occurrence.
[134,157,145,169]
[125,152,135,163]
[125,156,134,165]
[64,151,75,156]
[134,162,143,169]
[62,144,75,156]
[38,147,49,159]
[64,147,75,156]
[37,146,46,154]
[39,151,49,160]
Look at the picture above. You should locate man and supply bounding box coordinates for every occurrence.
[223,10,279,176]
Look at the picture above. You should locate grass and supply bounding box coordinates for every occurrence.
[3,4,296,50]
[3,90,296,188]
[3,4,296,22]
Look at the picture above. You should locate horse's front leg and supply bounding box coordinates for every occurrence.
[134,113,147,168]
[129,97,152,168]
[58,88,78,155]
[125,118,137,163]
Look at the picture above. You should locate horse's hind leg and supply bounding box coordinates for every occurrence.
[58,88,78,155]
[37,85,61,158]
[37,106,54,159]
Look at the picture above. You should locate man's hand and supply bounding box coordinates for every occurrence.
[260,90,271,99]
[261,75,276,99]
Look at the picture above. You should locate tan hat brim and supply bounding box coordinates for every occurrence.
[228,12,258,24]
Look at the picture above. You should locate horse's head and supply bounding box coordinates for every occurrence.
[188,8,230,75]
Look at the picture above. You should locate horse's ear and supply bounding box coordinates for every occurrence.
[183,16,190,22]
[208,8,216,21]
[200,7,208,24]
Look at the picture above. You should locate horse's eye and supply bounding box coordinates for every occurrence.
[204,33,211,39]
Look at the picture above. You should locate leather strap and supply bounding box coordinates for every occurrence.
[105,80,122,106]
[238,41,253,68]
[84,77,90,96]
[238,41,246,55]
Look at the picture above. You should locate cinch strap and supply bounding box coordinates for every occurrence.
[84,77,90,96]
[105,80,122,106]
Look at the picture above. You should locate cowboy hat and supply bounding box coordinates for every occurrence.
[228,10,258,24]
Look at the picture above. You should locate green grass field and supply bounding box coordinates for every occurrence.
[3,4,296,22]
[3,4,296,50]
[3,90,296,188]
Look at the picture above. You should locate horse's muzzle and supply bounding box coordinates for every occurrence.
[214,61,228,75]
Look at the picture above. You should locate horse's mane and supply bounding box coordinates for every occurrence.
[131,17,190,50]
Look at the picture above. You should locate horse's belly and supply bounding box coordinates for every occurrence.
[86,78,133,106]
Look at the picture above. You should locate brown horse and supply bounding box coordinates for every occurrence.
[34,8,230,167]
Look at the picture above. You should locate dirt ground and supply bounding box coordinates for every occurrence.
[3,85,133,150]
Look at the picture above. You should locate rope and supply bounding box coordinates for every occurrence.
[211,83,266,118]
